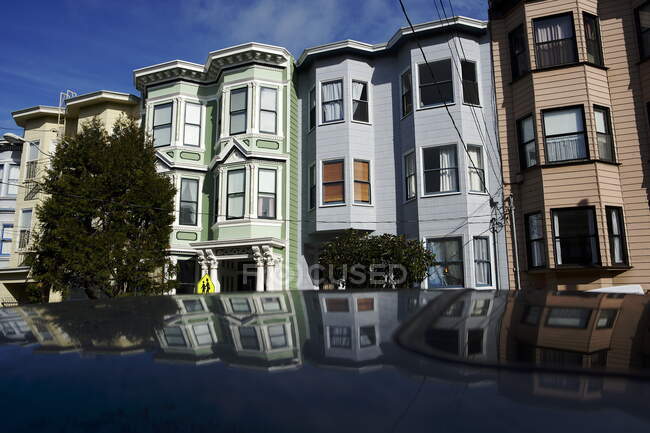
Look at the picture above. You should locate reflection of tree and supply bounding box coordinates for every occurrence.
[30,296,178,351]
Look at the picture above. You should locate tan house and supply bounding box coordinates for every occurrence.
[0,91,140,303]
[490,0,650,291]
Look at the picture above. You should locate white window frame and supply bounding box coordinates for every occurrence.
[403,150,417,203]
[226,167,247,220]
[320,78,345,125]
[467,144,488,194]
[415,58,455,110]
[352,158,372,206]
[320,157,347,207]
[419,143,461,197]
[178,177,200,227]
[424,235,466,289]
[182,100,203,148]
[152,102,174,147]
[400,66,414,118]
[350,79,371,124]
[258,86,278,135]
[229,86,249,136]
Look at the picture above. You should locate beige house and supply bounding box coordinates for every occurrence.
[0,91,140,304]
[490,0,650,291]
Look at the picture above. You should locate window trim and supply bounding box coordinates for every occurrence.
[467,144,486,193]
[229,86,248,136]
[321,159,346,206]
[152,102,173,147]
[179,177,199,226]
[420,144,460,196]
[403,150,417,202]
[461,60,480,106]
[416,58,454,109]
[353,159,371,205]
[257,168,277,220]
[473,236,492,287]
[0,223,12,257]
[321,78,345,124]
[226,168,246,220]
[541,105,590,164]
[426,236,465,289]
[583,12,604,67]
[605,206,629,266]
[532,12,579,70]
[550,206,601,267]
[400,67,413,118]
[183,101,202,147]
[594,105,616,163]
[259,86,278,135]
[351,79,370,124]
[517,113,538,170]
[525,211,547,270]
[508,24,530,80]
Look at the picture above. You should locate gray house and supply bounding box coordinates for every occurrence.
[0,139,22,280]
[296,17,508,291]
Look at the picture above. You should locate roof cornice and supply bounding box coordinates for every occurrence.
[11,106,61,127]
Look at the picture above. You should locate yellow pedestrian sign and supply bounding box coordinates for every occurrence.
[196,274,215,294]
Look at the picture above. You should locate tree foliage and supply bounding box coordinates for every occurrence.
[27,117,176,299]
[318,230,436,289]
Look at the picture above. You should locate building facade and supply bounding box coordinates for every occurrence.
[0,139,22,279]
[490,0,650,291]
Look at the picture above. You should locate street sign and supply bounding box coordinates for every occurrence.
[196,274,215,294]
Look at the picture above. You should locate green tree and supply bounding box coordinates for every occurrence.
[318,229,435,289]
[27,117,176,299]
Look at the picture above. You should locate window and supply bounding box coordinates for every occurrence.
[309,87,316,130]
[543,106,587,163]
[359,326,377,347]
[268,325,288,348]
[606,206,628,265]
[325,298,349,312]
[257,169,276,219]
[230,298,251,314]
[1,163,19,196]
[184,102,201,147]
[153,103,172,147]
[517,115,538,169]
[509,25,530,79]
[526,213,547,268]
[259,87,277,134]
[193,324,213,346]
[468,145,485,192]
[19,209,32,250]
[522,305,542,325]
[584,13,603,66]
[401,69,413,116]
[546,308,592,328]
[309,164,316,209]
[533,14,577,68]
[352,81,369,122]
[353,160,370,204]
[467,329,484,355]
[230,87,247,135]
[443,300,464,317]
[213,173,219,222]
[636,3,650,59]
[422,145,458,194]
[329,326,351,348]
[427,238,464,288]
[418,59,453,106]
[461,61,480,105]
[595,106,615,162]
[404,152,416,200]
[322,160,345,204]
[227,169,246,219]
[596,309,617,329]
[239,326,260,350]
[426,329,459,354]
[471,299,491,316]
[179,178,198,226]
[357,298,374,311]
[473,237,491,286]
[216,95,223,139]
[261,297,282,312]
[0,224,12,256]
[163,327,187,347]
[183,299,204,313]
[552,207,599,265]
[322,80,343,123]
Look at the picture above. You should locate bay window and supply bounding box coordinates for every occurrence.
[184,102,201,147]
[526,212,547,268]
[509,24,530,79]
[419,59,453,106]
[584,13,604,66]
[353,160,370,204]
[322,160,344,204]
[259,87,277,134]
[552,207,599,266]
[322,80,343,123]
[636,2,650,60]
[427,237,464,288]
[227,169,246,219]
[179,178,199,226]
[309,87,316,130]
[517,115,538,169]
[468,145,485,192]
[404,152,416,200]
[401,69,413,116]
[230,87,247,135]
[473,237,491,286]
[257,168,276,219]
[461,60,480,105]
[533,14,577,68]
[595,106,615,162]
[352,81,369,122]
[606,206,628,265]
[543,106,587,163]
[153,102,172,147]
[423,145,458,194]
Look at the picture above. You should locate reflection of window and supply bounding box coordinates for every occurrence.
[261,297,282,312]
[419,59,453,106]
[359,326,376,347]
[239,326,260,350]
[540,348,583,367]
[227,169,246,219]
[325,298,349,312]
[423,145,458,194]
[322,80,343,123]
[543,107,587,163]
[534,14,577,68]
[179,178,198,226]
[425,329,459,355]
[546,308,592,328]
[552,207,599,265]
[522,305,542,325]
[352,81,369,122]
[183,299,204,312]
[153,103,172,147]
[596,309,617,329]
[357,298,374,311]
[467,329,484,355]
[401,69,413,116]
[230,87,247,135]
[268,325,288,348]
[230,298,251,313]
[329,326,351,348]
[427,237,464,288]
[442,300,464,317]
[164,327,186,347]
[193,324,213,346]
[322,160,345,204]
[471,299,490,316]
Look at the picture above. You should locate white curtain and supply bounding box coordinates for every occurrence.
[474,238,491,285]
[546,135,587,161]
[352,81,365,100]
[535,16,574,66]
[544,108,586,162]
[535,16,572,43]
[322,81,343,122]
[439,147,456,192]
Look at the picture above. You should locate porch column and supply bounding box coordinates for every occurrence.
[197,251,209,277]
[207,251,220,293]
[263,246,276,292]
[252,246,265,292]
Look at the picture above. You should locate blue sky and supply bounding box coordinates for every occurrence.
[0,0,487,133]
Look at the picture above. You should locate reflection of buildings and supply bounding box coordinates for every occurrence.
[0,307,33,344]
